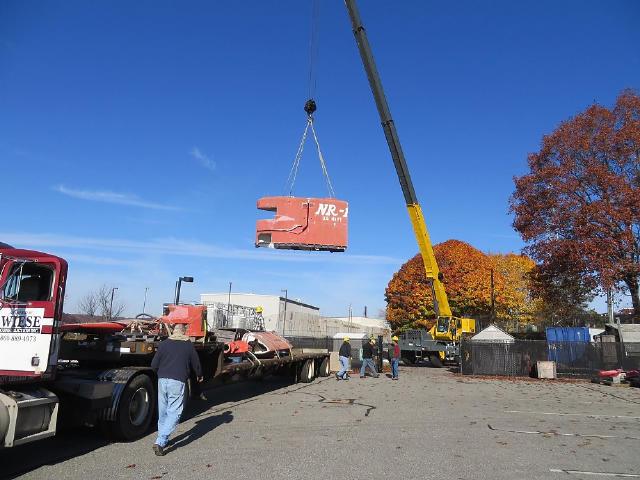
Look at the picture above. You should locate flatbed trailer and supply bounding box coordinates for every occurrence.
[218,349,330,383]
[0,245,329,449]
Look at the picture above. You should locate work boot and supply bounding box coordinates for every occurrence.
[153,444,165,456]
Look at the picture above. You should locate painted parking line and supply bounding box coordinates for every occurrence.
[487,424,640,440]
[505,410,640,420]
[550,468,640,477]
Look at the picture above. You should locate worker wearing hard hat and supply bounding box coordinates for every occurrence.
[336,337,351,380]
[151,322,202,456]
[360,336,379,378]
[390,336,401,380]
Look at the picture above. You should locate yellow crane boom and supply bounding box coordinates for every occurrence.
[345,1,476,364]
[344,0,452,318]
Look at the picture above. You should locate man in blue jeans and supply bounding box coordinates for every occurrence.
[390,335,400,380]
[360,336,379,378]
[151,322,202,456]
[336,337,351,380]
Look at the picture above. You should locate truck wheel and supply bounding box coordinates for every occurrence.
[111,374,156,440]
[319,357,330,377]
[300,359,314,383]
[429,354,443,368]
[402,352,417,365]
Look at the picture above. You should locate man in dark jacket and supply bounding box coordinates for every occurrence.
[360,336,379,378]
[151,323,202,456]
[336,337,351,380]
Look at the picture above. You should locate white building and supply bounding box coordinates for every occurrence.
[321,315,390,339]
[200,293,321,336]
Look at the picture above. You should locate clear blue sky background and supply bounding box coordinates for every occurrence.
[1,1,638,317]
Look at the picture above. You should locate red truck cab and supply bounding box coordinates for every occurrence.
[0,244,68,383]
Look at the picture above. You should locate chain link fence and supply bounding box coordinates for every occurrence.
[461,340,640,377]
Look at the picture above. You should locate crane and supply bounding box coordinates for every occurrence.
[344,0,475,365]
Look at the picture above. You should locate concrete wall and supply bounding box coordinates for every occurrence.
[322,316,391,339]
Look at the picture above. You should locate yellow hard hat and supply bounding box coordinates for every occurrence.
[343,336,350,342]
[256,306,263,313]
[392,335,399,341]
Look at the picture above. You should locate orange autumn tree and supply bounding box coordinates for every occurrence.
[385,240,495,331]
[490,253,539,326]
[385,240,538,331]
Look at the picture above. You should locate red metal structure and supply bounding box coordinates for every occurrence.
[158,304,206,338]
[255,196,348,252]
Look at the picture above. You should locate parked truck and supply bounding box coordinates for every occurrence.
[0,244,329,448]
[398,318,476,367]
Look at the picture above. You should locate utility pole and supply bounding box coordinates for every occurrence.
[142,287,149,315]
[607,288,615,324]
[227,282,232,327]
[110,287,118,320]
[281,289,288,336]
[349,303,353,332]
[490,268,495,325]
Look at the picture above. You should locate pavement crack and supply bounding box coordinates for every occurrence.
[578,385,640,405]
[292,391,376,416]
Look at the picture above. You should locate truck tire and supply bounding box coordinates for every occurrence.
[318,357,330,377]
[402,352,417,365]
[300,359,314,383]
[111,374,156,440]
[429,354,443,368]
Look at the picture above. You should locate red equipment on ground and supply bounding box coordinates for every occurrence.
[255,196,348,252]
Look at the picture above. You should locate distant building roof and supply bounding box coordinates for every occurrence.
[201,293,319,310]
[332,332,370,339]
[322,316,388,328]
[471,324,515,343]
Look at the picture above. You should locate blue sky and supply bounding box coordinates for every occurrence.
[1,1,638,317]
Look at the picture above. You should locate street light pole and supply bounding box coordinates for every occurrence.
[174,276,194,305]
[281,289,288,336]
[110,287,118,320]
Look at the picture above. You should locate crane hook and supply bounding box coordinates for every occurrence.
[304,99,317,117]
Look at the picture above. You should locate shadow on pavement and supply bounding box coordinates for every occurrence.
[0,428,109,480]
[167,410,233,452]
[0,376,294,479]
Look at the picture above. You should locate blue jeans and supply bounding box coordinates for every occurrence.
[360,358,378,377]
[337,356,350,378]
[391,358,399,378]
[156,378,186,448]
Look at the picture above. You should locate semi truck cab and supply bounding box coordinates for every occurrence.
[0,244,68,447]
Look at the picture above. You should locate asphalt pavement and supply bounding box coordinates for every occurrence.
[2,366,639,480]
